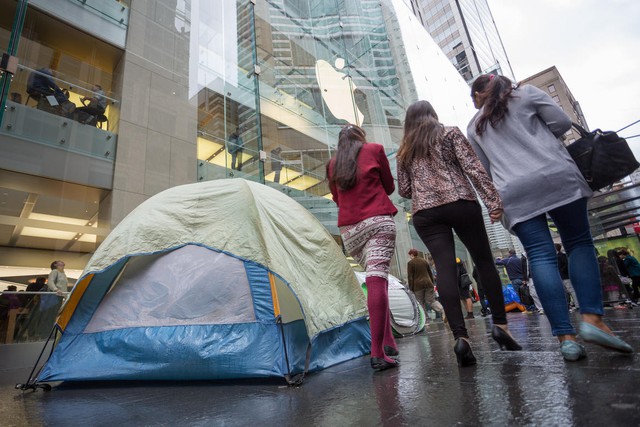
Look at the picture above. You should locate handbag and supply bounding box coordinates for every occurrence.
[519,283,534,307]
[566,122,639,191]
[459,272,473,288]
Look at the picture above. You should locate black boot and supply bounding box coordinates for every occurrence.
[453,338,477,367]
[491,325,522,351]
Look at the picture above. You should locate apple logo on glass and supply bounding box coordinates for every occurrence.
[315,58,364,126]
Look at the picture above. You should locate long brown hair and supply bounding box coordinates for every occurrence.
[397,100,444,168]
[472,74,518,136]
[326,124,367,190]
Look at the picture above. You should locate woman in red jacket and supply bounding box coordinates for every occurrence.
[327,124,399,371]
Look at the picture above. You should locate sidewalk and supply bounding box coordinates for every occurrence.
[1,309,638,426]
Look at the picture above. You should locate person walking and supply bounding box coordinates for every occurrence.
[327,124,399,371]
[467,74,633,361]
[456,259,475,319]
[397,100,521,368]
[619,249,640,302]
[556,243,580,310]
[472,265,491,317]
[407,249,445,323]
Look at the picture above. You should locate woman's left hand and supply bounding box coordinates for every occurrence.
[489,208,503,223]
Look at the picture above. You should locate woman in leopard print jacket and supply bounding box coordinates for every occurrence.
[397,100,521,367]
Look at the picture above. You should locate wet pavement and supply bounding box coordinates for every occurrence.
[1,308,638,426]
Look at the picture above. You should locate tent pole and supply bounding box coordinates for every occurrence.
[15,326,57,391]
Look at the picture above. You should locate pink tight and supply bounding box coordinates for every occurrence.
[367,275,397,362]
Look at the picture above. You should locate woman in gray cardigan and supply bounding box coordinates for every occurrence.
[467,75,633,361]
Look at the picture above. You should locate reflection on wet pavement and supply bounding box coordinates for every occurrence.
[1,310,638,426]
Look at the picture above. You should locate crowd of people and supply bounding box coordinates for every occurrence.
[22,68,107,126]
[326,73,634,371]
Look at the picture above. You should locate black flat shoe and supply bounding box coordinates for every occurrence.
[370,357,399,372]
[491,325,522,351]
[453,338,477,367]
[384,345,399,357]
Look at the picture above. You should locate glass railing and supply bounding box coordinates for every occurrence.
[1,66,118,161]
[71,0,130,27]
[32,0,130,29]
[0,291,66,344]
[197,131,262,182]
[197,142,340,233]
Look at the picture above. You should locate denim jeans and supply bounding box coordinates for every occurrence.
[512,197,603,336]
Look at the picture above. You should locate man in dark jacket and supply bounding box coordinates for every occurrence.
[407,249,445,323]
[496,249,523,294]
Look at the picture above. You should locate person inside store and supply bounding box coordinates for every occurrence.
[467,73,633,360]
[26,68,75,117]
[327,124,399,372]
[397,100,521,368]
[228,128,245,171]
[23,277,48,340]
[48,260,69,295]
[0,285,22,342]
[271,146,283,183]
[75,84,107,126]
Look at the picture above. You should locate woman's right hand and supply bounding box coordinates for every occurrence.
[489,208,503,223]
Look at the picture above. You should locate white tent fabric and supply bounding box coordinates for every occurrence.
[80,179,367,338]
[354,272,424,336]
[85,246,254,333]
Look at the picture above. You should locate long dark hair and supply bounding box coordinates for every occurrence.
[326,124,367,190]
[397,100,444,168]
[472,74,518,136]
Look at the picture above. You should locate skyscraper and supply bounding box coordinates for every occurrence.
[410,0,514,82]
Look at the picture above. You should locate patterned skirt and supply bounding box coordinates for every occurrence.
[340,215,396,279]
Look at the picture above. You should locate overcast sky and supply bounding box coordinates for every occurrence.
[488,0,640,157]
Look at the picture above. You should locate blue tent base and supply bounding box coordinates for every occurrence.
[37,318,370,383]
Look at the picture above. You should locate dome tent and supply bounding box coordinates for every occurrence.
[35,179,370,385]
[355,272,426,336]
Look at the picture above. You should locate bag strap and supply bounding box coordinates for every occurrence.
[571,122,590,138]
[568,122,595,181]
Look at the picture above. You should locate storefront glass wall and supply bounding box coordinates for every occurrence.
[191,0,478,276]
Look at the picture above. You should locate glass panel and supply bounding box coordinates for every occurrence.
[0,287,66,344]
[193,1,262,183]
[69,0,130,28]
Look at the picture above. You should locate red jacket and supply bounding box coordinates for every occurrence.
[328,143,398,226]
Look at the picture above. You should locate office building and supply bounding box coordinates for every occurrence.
[520,65,589,142]
[409,0,514,82]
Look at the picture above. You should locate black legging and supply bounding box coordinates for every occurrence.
[413,199,507,339]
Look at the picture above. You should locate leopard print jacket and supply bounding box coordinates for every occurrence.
[397,126,502,214]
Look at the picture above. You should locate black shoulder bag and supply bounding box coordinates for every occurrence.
[566,122,639,191]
